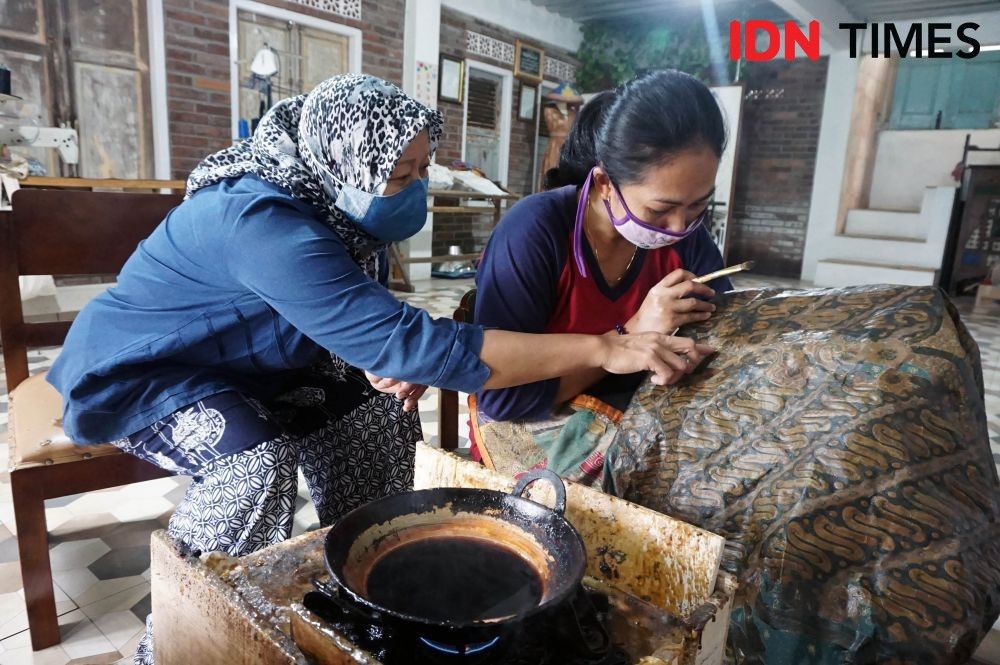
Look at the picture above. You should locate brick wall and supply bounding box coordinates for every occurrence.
[432,7,577,258]
[162,0,405,179]
[727,57,828,278]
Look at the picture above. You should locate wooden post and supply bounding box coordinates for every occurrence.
[387,244,414,293]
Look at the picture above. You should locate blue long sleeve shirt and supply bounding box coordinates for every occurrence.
[47,174,490,443]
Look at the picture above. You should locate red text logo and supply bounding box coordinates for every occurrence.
[729,20,820,61]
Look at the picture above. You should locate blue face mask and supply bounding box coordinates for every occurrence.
[335,177,429,242]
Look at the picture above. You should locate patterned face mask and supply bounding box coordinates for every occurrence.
[603,175,707,249]
[573,167,707,277]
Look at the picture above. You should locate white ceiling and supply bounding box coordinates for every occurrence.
[529,0,999,23]
[838,0,999,20]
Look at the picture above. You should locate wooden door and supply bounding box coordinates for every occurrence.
[0,0,57,173]
[947,53,1000,129]
[890,54,1000,130]
[67,0,153,178]
[464,69,503,181]
[300,26,348,93]
[889,58,948,129]
[0,0,153,177]
[237,11,292,127]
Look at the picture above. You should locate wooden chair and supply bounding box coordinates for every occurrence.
[438,288,477,451]
[0,188,181,650]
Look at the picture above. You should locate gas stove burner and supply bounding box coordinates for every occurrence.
[302,583,629,665]
[418,635,502,655]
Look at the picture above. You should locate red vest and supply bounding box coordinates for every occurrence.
[544,239,684,334]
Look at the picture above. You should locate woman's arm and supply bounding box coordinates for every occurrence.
[479,329,712,389]
[550,269,719,402]
[227,199,705,395]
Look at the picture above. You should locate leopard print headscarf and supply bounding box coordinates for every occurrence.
[186,74,443,276]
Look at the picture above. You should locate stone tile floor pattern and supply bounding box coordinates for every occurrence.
[0,276,997,664]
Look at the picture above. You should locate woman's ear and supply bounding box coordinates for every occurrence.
[591,167,612,201]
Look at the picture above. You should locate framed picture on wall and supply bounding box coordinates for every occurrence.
[514,40,544,84]
[518,83,537,121]
[439,55,465,104]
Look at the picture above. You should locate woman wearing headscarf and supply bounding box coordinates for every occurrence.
[47,75,708,663]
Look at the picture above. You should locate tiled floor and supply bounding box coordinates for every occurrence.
[0,276,997,664]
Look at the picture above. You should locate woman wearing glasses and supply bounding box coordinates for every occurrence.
[470,70,733,484]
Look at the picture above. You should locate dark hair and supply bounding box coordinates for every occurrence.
[545,70,726,189]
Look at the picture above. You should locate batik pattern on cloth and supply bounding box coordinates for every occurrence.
[606,285,1000,664]
[113,391,285,474]
[113,368,421,665]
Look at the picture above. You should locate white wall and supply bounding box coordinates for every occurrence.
[402,0,443,280]
[799,9,1000,282]
[800,50,860,282]
[439,0,582,53]
[869,129,1000,211]
[402,0,441,100]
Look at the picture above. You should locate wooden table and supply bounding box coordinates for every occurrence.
[19,176,186,191]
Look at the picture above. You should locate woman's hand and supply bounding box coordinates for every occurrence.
[364,371,427,412]
[627,269,717,334]
[599,333,715,386]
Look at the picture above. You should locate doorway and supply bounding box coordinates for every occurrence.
[461,60,512,187]
[229,0,362,140]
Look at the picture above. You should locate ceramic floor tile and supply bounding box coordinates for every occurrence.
[127,595,149,624]
[116,630,142,662]
[61,495,128,521]
[72,578,146,610]
[51,569,99,603]
[0,592,77,644]
[118,478,180,499]
[49,542,109,574]
[42,495,83,510]
[108,499,173,525]
[56,610,117,662]
[91,612,143,652]
[78,584,150,624]
[0,476,11,505]
[0,528,18,566]
[64,653,121,665]
[0,564,22,596]
[48,514,121,543]
[0,628,31,650]
[41,510,76,535]
[0,644,70,665]
[0,597,24,638]
[0,505,18,538]
[87,549,149,581]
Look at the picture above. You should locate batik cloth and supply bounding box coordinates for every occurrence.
[608,285,1000,664]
